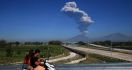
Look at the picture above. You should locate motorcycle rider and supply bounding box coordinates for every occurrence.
[30,49,45,70]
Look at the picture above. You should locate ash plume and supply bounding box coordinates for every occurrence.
[61,2,94,34]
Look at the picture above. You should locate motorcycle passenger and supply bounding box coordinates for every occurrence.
[23,49,34,70]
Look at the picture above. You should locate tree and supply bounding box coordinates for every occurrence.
[76,41,86,45]
[48,40,62,45]
[0,40,7,47]
[33,42,43,45]
[104,40,111,46]
[15,41,20,46]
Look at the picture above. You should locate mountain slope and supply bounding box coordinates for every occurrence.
[66,34,91,42]
[95,33,132,42]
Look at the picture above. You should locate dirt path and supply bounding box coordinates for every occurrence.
[12,52,77,64]
[48,52,77,63]
[66,57,86,64]
[65,45,132,61]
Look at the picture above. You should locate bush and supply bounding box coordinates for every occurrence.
[6,45,13,57]
[48,40,62,45]
[0,40,7,47]
[76,41,86,45]
[88,53,127,62]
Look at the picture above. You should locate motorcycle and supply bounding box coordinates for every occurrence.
[22,64,28,70]
[43,59,56,70]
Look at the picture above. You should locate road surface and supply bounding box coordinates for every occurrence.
[64,45,132,61]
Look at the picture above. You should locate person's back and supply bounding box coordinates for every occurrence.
[23,54,29,64]
[23,54,30,69]
[23,49,34,70]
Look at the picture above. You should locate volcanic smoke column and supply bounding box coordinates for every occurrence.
[61,2,94,34]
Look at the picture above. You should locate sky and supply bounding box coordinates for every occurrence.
[0,0,132,41]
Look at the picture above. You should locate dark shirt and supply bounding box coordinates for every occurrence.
[30,56,39,68]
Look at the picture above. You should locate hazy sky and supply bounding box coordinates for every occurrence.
[0,0,132,41]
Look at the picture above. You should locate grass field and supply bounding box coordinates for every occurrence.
[0,45,69,64]
[80,53,128,64]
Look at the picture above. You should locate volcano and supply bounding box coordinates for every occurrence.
[66,34,91,42]
[66,33,132,42]
[95,33,132,42]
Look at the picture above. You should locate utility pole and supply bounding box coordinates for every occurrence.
[110,41,113,58]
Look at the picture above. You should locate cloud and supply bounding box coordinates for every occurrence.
[61,1,94,33]
[61,2,94,23]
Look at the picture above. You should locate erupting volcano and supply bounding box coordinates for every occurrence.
[61,1,94,35]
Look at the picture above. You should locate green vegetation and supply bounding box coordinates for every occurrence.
[0,40,69,64]
[92,40,111,47]
[48,40,62,45]
[92,41,132,50]
[81,44,110,51]
[80,56,102,64]
[80,53,128,64]
[89,46,132,55]
[76,41,87,45]
[87,53,127,63]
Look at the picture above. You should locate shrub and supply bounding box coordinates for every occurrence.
[48,40,62,45]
